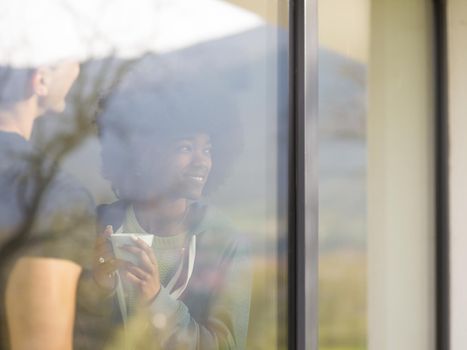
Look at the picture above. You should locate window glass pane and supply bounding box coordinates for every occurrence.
[319,1,369,349]
[0,1,289,349]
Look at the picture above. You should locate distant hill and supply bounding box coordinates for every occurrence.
[319,47,367,251]
[319,47,366,139]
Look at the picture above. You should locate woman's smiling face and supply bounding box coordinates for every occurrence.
[139,132,213,202]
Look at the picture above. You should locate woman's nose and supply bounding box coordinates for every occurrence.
[192,148,211,167]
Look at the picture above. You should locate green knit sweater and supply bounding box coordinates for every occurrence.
[93,202,252,350]
[123,205,187,285]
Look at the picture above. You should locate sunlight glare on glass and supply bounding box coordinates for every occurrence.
[0,0,264,67]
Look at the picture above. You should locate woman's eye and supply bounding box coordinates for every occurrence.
[203,147,212,155]
[177,144,192,152]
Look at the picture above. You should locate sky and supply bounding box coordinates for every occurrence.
[0,0,264,67]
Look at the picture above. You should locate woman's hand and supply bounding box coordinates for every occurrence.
[92,225,122,291]
[121,236,161,303]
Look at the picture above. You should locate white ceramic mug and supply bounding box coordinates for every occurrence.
[110,233,154,266]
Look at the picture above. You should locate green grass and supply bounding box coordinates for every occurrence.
[319,250,367,350]
[245,249,367,350]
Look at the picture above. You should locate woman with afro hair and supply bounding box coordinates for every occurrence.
[90,56,252,350]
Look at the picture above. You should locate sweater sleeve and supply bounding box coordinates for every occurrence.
[147,238,252,350]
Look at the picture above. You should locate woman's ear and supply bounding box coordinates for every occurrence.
[31,68,49,97]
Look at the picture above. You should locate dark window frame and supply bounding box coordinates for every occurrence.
[289,1,318,349]
[433,0,450,349]
[289,1,450,349]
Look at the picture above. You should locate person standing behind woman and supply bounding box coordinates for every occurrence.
[92,58,252,349]
[0,5,95,349]
[0,61,97,350]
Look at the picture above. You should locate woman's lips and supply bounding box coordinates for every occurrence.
[185,174,207,183]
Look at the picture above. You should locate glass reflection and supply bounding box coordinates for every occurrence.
[319,0,368,349]
[0,1,288,349]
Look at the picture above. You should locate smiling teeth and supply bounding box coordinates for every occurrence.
[190,176,203,182]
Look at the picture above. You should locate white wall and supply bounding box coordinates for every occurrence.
[368,1,436,349]
[447,1,467,349]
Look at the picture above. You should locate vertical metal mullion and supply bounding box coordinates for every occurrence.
[433,0,450,349]
[289,0,318,349]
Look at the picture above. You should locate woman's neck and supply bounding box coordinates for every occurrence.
[133,199,189,236]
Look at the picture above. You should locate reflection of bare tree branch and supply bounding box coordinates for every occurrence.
[0,119,91,263]
[0,68,11,102]
[0,57,136,266]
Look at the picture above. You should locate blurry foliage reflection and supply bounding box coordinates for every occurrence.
[319,251,366,350]
[318,44,367,350]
